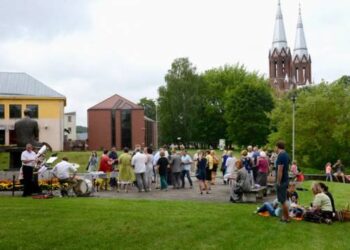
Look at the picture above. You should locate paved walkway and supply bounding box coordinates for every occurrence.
[0,177,274,204]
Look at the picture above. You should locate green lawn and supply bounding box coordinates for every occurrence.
[0,181,349,250]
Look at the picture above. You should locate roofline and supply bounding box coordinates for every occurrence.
[0,95,66,106]
[88,93,143,110]
[88,108,144,111]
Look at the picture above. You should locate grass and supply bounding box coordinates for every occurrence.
[0,181,349,250]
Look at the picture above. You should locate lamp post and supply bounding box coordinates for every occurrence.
[291,93,297,162]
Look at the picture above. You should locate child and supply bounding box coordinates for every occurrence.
[325,162,333,182]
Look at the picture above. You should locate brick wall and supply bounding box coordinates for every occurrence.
[87,110,111,150]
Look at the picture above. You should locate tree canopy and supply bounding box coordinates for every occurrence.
[269,76,350,169]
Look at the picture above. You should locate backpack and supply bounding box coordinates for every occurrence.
[242,157,252,173]
[213,155,219,165]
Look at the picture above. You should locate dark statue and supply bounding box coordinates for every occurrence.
[14,109,40,147]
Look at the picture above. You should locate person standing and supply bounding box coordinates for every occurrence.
[221,150,229,184]
[144,147,154,191]
[210,150,219,185]
[256,151,269,186]
[157,151,169,191]
[87,151,99,172]
[181,150,193,188]
[118,147,135,192]
[223,151,237,185]
[325,162,333,182]
[205,150,213,190]
[132,148,148,192]
[21,144,37,197]
[275,141,290,223]
[170,150,182,189]
[196,151,208,194]
[108,147,118,190]
[99,150,113,191]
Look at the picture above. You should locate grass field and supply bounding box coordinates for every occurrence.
[0,181,349,250]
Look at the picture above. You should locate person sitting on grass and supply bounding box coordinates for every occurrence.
[318,182,336,219]
[256,199,281,217]
[304,182,333,224]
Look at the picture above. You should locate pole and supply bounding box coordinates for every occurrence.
[155,104,159,149]
[292,96,296,162]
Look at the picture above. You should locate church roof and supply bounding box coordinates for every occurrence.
[272,0,288,51]
[294,5,309,59]
[89,94,143,110]
[0,72,65,99]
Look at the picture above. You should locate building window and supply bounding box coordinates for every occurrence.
[9,129,16,144]
[68,116,72,122]
[121,110,132,148]
[0,105,4,119]
[0,130,4,144]
[26,105,39,118]
[9,105,22,119]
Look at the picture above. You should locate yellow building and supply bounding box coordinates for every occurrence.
[0,72,66,150]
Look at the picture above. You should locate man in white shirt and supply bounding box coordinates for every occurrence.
[21,143,37,197]
[224,151,237,183]
[52,157,77,196]
[131,149,148,192]
[181,150,193,188]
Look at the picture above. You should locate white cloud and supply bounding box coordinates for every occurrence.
[0,0,349,125]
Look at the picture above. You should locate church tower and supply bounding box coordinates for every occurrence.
[292,5,312,86]
[269,0,292,91]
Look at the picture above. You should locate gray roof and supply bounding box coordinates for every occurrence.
[271,0,288,51]
[0,72,65,99]
[293,6,309,59]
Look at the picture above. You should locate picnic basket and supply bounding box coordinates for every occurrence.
[337,203,350,222]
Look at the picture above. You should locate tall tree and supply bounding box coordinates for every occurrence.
[200,64,260,145]
[225,81,274,147]
[158,58,203,144]
[138,97,156,120]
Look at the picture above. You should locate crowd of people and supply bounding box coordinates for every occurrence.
[19,140,347,224]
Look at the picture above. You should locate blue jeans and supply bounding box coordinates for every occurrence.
[160,175,168,190]
[181,170,193,188]
[257,202,276,216]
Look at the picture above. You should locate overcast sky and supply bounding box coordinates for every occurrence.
[0,0,349,126]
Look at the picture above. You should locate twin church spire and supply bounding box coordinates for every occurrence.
[269,0,312,92]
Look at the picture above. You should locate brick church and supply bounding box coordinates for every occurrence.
[269,0,312,92]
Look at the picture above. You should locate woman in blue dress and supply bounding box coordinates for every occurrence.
[196,151,208,194]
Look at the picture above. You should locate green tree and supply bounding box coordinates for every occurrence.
[138,97,156,120]
[158,58,203,144]
[225,81,274,147]
[269,76,350,169]
[200,64,262,146]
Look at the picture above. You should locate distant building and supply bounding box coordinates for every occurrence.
[88,94,156,150]
[0,72,66,150]
[269,1,312,92]
[64,112,77,141]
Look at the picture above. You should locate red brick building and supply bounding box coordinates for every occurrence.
[88,94,156,150]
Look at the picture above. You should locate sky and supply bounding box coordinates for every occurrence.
[0,0,349,126]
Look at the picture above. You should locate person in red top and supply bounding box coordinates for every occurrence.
[99,150,114,190]
[256,151,269,186]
